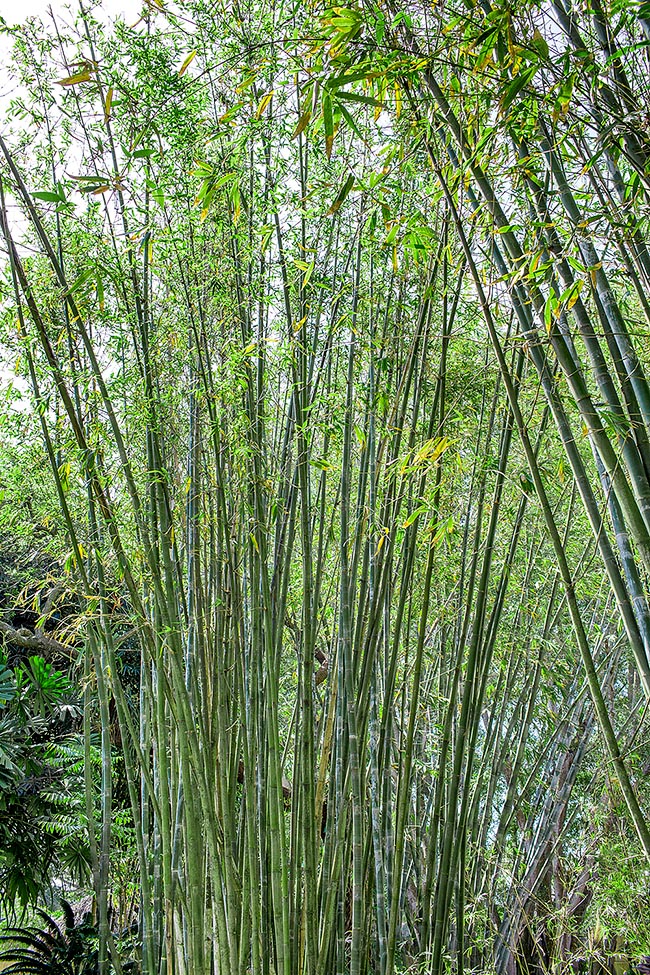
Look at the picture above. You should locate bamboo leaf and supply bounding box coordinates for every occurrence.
[104,86,114,123]
[32,191,65,203]
[531,29,549,58]
[336,91,383,108]
[292,110,312,139]
[501,65,537,113]
[560,279,583,311]
[327,173,355,214]
[325,68,385,88]
[56,70,93,86]
[151,185,165,207]
[303,261,315,287]
[178,51,197,76]
[235,73,257,93]
[255,91,274,119]
[66,268,96,294]
[323,93,334,159]
[337,102,364,142]
[402,504,428,528]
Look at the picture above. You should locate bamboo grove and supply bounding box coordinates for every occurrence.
[0,0,649,972]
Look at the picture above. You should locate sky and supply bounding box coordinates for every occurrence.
[0,0,144,131]
[0,0,141,26]
[0,0,142,396]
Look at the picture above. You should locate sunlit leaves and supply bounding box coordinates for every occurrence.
[321,5,364,57]
[398,437,452,477]
[192,161,237,221]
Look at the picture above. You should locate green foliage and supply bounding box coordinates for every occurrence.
[0,650,88,915]
[1,0,650,971]
[0,661,16,708]
[589,826,650,958]
[0,900,136,974]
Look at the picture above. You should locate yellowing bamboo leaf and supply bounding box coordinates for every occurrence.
[56,70,92,86]
[544,287,556,333]
[588,262,602,288]
[293,314,308,333]
[255,91,274,119]
[402,504,428,529]
[104,86,114,123]
[413,436,451,465]
[431,516,455,546]
[178,51,197,77]
[303,261,315,287]
[292,110,312,139]
[310,457,334,471]
[236,74,257,93]
[567,280,583,310]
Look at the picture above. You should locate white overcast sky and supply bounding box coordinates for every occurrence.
[0,0,143,396]
[0,0,145,122]
[0,0,141,26]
